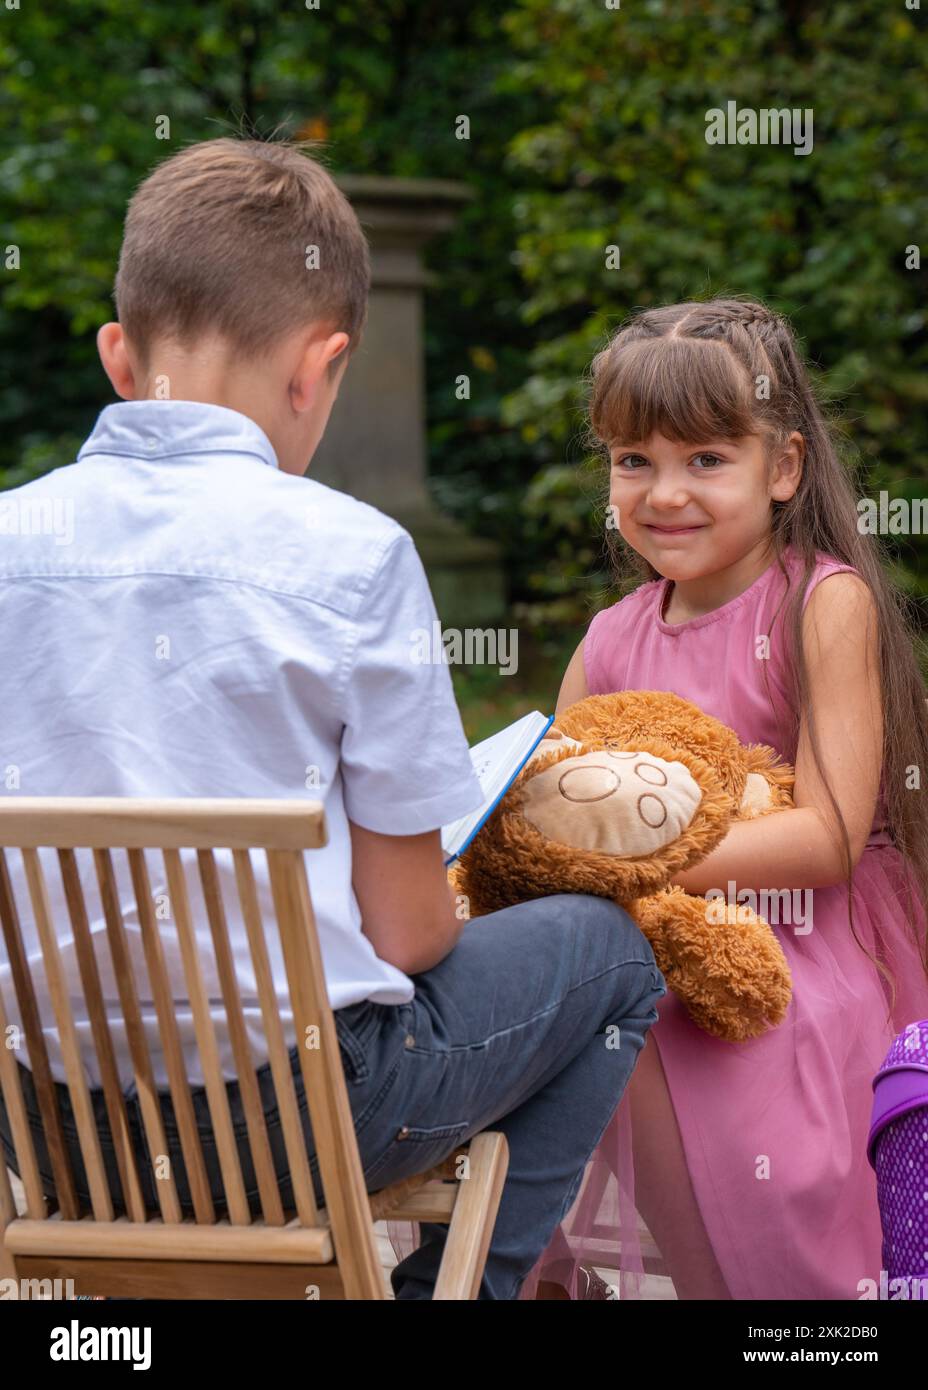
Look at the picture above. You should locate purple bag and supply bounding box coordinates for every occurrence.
[867,1019,928,1279]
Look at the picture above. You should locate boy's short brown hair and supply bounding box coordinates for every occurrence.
[114,136,371,378]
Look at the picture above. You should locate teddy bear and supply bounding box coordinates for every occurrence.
[450,690,795,1042]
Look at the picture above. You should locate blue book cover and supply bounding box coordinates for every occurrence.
[442,710,555,866]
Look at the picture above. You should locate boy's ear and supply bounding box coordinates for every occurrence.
[326,346,349,385]
[289,328,350,413]
[97,322,137,401]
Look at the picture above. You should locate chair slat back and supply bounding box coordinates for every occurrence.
[92,845,183,1225]
[231,847,319,1228]
[0,961,47,1219]
[21,846,114,1223]
[0,848,76,1218]
[57,847,148,1223]
[125,845,216,1225]
[196,848,285,1227]
[0,798,383,1297]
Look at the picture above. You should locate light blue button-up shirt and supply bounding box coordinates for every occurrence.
[0,399,483,1085]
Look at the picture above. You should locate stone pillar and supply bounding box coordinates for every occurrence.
[310,174,505,627]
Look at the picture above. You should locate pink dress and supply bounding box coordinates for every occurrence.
[517,544,928,1300]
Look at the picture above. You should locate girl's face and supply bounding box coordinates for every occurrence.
[608,430,803,579]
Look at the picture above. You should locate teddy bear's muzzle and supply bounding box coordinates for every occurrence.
[519,749,703,856]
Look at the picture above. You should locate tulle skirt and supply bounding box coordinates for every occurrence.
[391,844,928,1300]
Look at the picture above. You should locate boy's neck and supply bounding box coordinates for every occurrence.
[134,346,271,432]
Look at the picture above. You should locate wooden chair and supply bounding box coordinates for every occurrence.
[0,798,508,1299]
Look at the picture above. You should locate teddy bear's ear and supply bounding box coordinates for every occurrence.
[740,772,775,816]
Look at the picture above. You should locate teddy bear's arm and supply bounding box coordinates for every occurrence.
[633,887,793,1041]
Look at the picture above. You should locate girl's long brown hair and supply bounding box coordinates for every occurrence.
[584,295,928,1005]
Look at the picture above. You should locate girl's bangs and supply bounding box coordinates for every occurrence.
[590,336,760,449]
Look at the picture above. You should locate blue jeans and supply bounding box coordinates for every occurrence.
[0,893,666,1299]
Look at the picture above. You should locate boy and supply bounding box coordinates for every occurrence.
[0,137,665,1299]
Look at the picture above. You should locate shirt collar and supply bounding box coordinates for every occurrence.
[76,399,280,470]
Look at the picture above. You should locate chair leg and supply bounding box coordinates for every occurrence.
[1,1164,18,1281]
[432,1132,508,1300]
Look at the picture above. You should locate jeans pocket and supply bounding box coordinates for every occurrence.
[334,1003,376,1084]
[362,1119,471,1191]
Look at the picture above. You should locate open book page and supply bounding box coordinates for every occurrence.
[442,710,554,865]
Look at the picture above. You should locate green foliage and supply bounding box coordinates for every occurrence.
[2,0,926,651]
[496,0,928,610]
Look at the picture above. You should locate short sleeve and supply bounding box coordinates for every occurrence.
[801,560,860,615]
[339,529,484,835]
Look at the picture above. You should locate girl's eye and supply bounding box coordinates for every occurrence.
[613,454,648,470]
[612,452,725,470]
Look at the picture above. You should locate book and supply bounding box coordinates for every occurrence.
[442,709,555,866]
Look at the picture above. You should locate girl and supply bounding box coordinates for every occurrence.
[523,295,928,1301]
